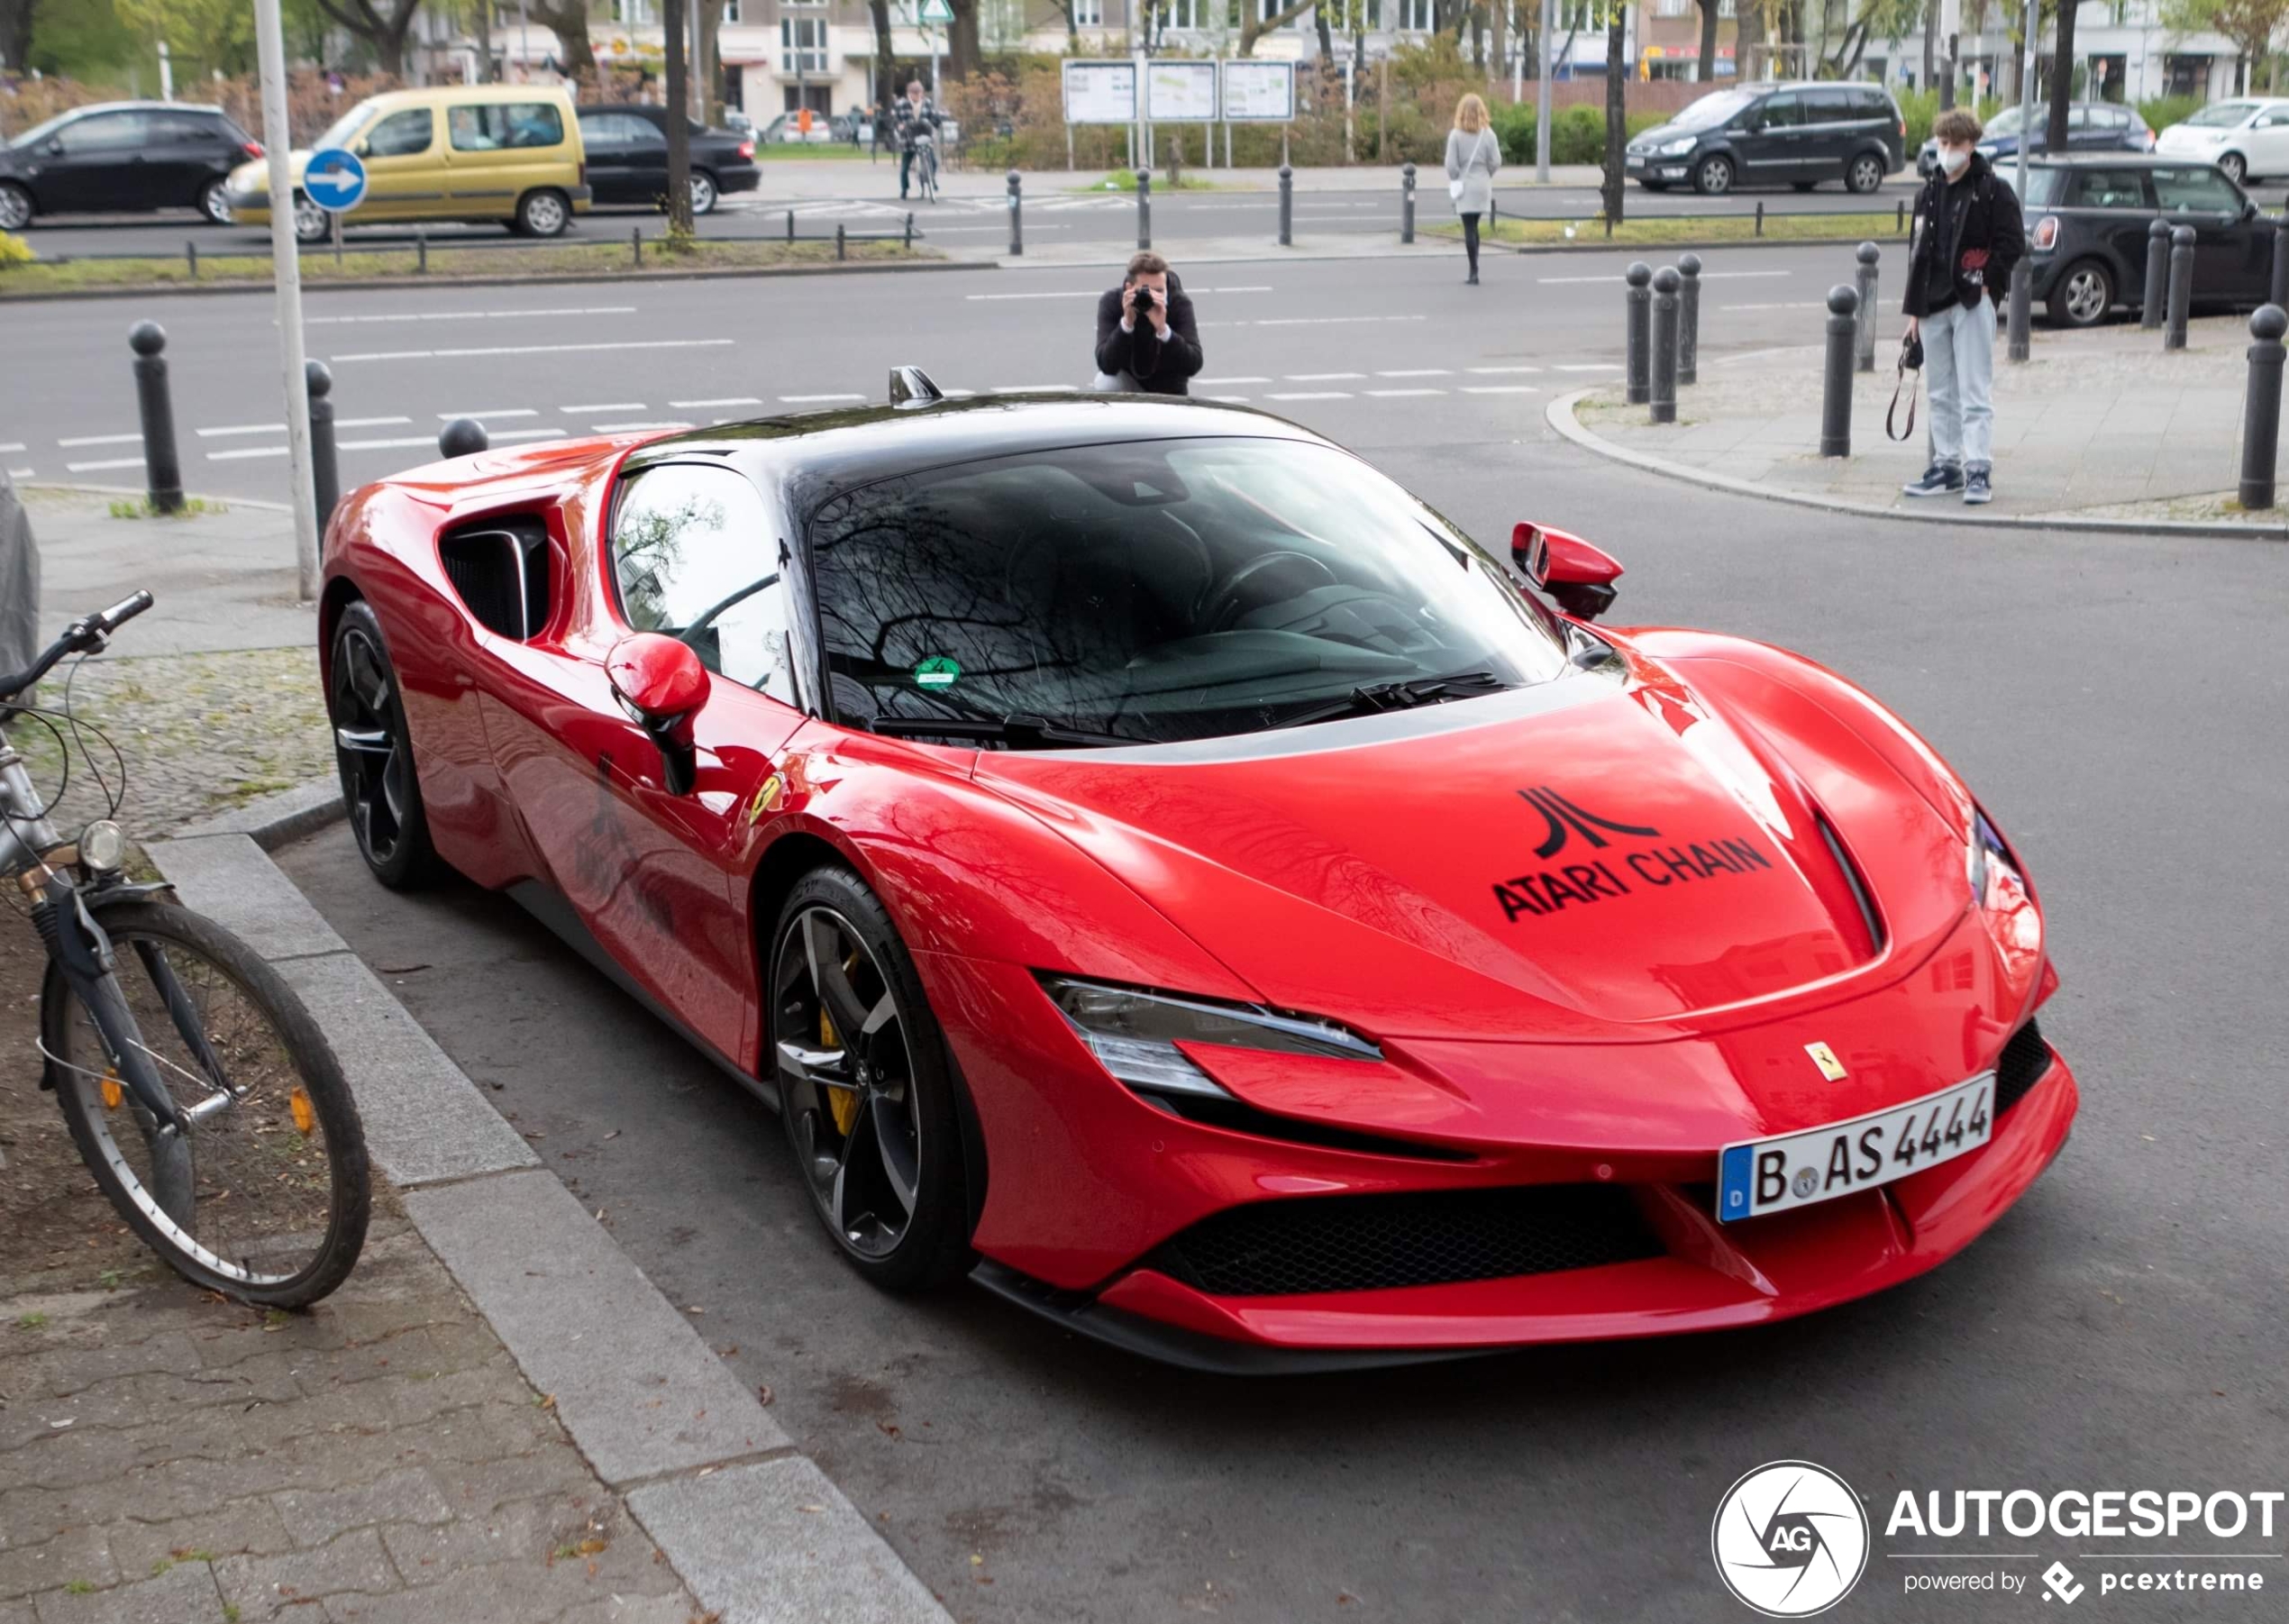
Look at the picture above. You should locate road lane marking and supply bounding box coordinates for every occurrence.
[1461,385,1541,394]
[435,408,538,419]
[1537,269,1792,284]
[670,397,763,408]
[1364,388,1444,397]
[1266,390,1353,400]
[559,402,643,413]
[1195,376,1270,384]
[0,442,23,453]
[1285,371,1365,380]
[1467,365,1542,373]
[1721,301,1828,311]
[332,338,736,361]
[989,384,1079,391]
[59,433,142,447]
[1554,364,1620,372]
[1207,395,1253,403]
[196,423,288,438]
[963,287,1272,300]
[307,305,637,324]
[1245,315,1427,326]
[64,457,145,471]
[778,392,867,403]
[1376,369,1452,378]
[590,421,693,432]
[338,415,413,428]
[5,467,31,479]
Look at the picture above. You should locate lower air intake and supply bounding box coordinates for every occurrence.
[1144,1184,1664,1299]
[1993,1018,2054,1117]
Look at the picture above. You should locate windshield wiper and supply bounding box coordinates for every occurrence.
[867,712,1137,749]
[1269,669,1511,731]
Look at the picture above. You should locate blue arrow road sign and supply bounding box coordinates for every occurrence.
[304,147,367,213]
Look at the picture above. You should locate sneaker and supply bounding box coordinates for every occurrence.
[1963,469,1993,506]
[1901,463,1965,497]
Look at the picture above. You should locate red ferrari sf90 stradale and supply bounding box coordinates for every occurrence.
[319,377,2075,1371]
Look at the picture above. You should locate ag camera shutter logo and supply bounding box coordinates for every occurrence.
[1711,1460,1870,1617]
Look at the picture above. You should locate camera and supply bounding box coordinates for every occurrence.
[1133,286,1157,314]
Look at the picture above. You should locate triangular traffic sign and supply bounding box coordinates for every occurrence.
[917,0,953,23]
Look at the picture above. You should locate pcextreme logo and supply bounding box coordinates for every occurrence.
[1711,1460,1872,1618]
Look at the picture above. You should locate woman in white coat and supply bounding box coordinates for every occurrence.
[1445,93,1500,286]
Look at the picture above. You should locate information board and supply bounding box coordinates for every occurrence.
[1220,59,1296,123]
[1146,61,1218,122]
[1062,59,1138,125]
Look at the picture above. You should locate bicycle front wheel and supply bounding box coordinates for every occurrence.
[44,895,369,1307]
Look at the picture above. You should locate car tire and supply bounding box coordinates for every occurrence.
[513,187,570,237]
[2219,151,2248,184]
[689,169,718,214]
[1639,180,1670,192]
[2047,259,2115,328]
[328,601,443,890]
[1791,180,1817,192]
[1692,154,1734,196]
[290,194,328,245]
[0,179,36,231]
[770,865,972,1294]
[1847,151,1886,194]
[196,178,233,224]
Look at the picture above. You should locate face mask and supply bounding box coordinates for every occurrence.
[1938,147,1970,177]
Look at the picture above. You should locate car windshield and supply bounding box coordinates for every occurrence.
[806,436,1573,746]
[7,110,82,149]
[310,98,380,152]
[1983,105,2025,137]
[2186,101,2256,128]
[1672,89,1756,130]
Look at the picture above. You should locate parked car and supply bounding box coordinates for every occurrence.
[1626,81,1905,196]
[1915,101,2153,178]
[576,105,758,215]
[2154,96,2289,185]
[760,111,838,145]
[831,109,875,145]
[0,101,261,230]
[2022,154,2272,326]
[227,85,588,244]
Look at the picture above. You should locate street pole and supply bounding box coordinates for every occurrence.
[519,0,529,81]
[2013,0,2035,205]
[252,0,319,603]
[158,40,173,103]
[1512,0,1524,103]
[1537,0,1553,184]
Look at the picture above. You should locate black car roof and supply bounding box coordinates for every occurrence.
[2028,152,2223,166]
[632,392,1332,515]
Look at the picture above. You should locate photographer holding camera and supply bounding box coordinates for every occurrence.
[1092,252,1204,396]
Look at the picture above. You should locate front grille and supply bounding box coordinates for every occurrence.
[1993,1018,2054,1117]
[1144,1184,1664,1299]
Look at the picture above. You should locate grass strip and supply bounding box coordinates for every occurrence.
[1428,211,1909,248]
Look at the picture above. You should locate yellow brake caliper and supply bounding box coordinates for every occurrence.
[821,952,863,1136]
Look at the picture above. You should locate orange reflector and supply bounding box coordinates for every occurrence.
[289,1088,315,1135]
[101,1072,123,1110]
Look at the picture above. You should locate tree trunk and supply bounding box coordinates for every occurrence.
[471,0,493,82]
[1937,0,1954,108]
[699,0,727,123]
[1491,0,1508,87]
[1602,4,1625,224]
[526,0,596,86]
[1317,6,1336,66]
[2047,0,2075,151]
[0,0,32,78]
[949,0,980,79]
[1696,0,1718,81]
[377,27,406,78]
[870,0,895,110]
[1472,5,1486,71]
[664,0,694,235]
[1920,0,1935,90]
[1240,0,1316,57]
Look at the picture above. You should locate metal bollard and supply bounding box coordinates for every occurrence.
[1400,162,1416,245]
[904,212,914,249]
[438,418,488,460]
[1008,169,1023,257]
[1755,200,1765,238]
[1623,262,1653,406]
[1136,168,1152,251]
[415,224,427,275]
[1896,198,1905,234]
[2273,215,2289,310]
[127,322,183,515]
[2239,304,2287,509]
[2007,257,2032,363]
[1819,284,1859,459]
[787,208,796,243]
[1650,266,1680,424]
[185,241,197,281]
[306,360,339,538]
[2166,224,2195,351]
[632,226,643,269]
[1278,163,1293,247]
[1854,242,1880,373]
[1678,252,1701,386]
[836,223,846,261]
[2142,218,2169,328]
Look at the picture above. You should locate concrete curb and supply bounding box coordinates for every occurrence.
[0,254,974,305]
[145,789,952,1624]
[1546,388,2289,541]
[23,480,297,514]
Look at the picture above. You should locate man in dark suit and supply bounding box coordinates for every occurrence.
[1092,251,1204,396]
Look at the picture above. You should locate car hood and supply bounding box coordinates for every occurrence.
[979,654,1974,1044]
[1628,123,1691,150]
[2157,125,2225,146]
[225,152,312,194]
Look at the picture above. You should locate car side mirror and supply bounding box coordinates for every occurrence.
[353,138,370,158]
[1512,523,1624,621]
[43,139,64,157]
[2245,197,2261,220]
[605,633,708,794]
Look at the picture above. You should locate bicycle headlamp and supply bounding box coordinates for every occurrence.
[78,819,126,873]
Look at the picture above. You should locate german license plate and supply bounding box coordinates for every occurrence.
[1717,1073,1995,1223]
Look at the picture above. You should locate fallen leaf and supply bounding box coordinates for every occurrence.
[877,1421,900,1439]
[48,1418,73,1429]
[755,1382,772,1406]
[603,1130,621,1140]
[686,1306,705,1315]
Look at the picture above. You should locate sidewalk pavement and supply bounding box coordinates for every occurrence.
[943,232,1458,267]
[752,156,1610,200]
[1555,314,2289,535]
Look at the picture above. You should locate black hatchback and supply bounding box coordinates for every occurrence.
[2022,155,2273,326]
[575,105,760,215]
[1626,81,1905,196]
[0,101,260,230]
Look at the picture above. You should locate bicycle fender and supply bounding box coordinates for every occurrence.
[43,874,187,1132]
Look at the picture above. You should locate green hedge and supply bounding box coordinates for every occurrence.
[1484,102,1667,166]
[2137,95,2202,137]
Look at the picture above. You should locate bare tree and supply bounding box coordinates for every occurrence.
[522,0,597,87]
[663,0,695,235]
[310,0,424,77]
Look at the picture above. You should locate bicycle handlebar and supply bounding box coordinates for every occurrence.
[0,590,155,703]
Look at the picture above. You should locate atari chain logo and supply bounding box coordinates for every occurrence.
[1517,785,1660,859]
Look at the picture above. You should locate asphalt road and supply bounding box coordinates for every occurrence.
[3,244,1873,498]
[271,411,2289,1619]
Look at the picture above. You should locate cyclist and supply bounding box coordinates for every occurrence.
[891,80,941,202]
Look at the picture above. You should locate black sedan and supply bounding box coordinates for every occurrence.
[574,105,759,215]
[2023,155,2275,326]
[0,100,261,230]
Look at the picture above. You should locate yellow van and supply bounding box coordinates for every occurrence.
[226,84,588,243]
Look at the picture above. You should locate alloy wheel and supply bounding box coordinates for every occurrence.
[199,180,233,224]
[1,183,34,231]
[2065,267,2110,324]
[1697,157,1732,196]
[330,626,411,869]
[292,197,327,243]
[773,907,922,1261]
[522,191,568,235]
[1850,155,1883,194]
[689,172,717,214]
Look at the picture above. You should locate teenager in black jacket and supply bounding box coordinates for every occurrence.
[1092,251,1204,396]
[1901,107,2026,506]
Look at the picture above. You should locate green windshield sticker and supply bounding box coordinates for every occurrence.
[914,656,962,689]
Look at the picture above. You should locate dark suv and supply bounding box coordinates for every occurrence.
[1626,81,1906,196]
[2022,155,2272,326]
[0,101,260,229]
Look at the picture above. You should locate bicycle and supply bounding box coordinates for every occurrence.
[1,592,369,1307]
[910,128,940,205]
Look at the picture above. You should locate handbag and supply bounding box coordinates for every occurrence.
[1885,333,1923,443]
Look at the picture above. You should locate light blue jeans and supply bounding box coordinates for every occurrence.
[1922,297,1995,471]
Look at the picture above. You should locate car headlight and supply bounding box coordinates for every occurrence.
[1658,137,1696,156]
[1040,975,1380,1099]
[1967,808,2024,911]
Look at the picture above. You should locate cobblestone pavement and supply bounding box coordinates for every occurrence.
[0,1225,707,1624]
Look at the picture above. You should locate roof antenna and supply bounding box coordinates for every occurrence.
[888,367,944,407]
